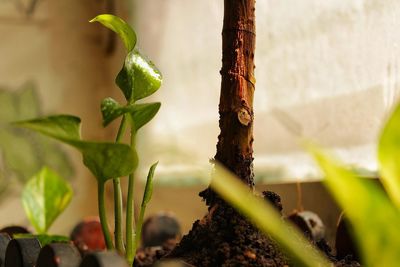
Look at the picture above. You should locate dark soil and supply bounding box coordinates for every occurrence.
[133,190,361,267]
[167,199,288,266]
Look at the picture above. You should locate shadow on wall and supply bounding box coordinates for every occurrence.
[0,82,74,197]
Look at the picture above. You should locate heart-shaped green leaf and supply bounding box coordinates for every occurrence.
[378,103,400,208]
[16,115,137,182]
[101,98,160,130]
[75,140,138,182]
[22,167,73,234]
[116,49,162,102]
[90,14,137,52]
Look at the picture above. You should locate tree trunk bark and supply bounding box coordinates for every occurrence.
[216,0,256,186]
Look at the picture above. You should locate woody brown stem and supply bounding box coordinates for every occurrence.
[202,0,256,206]
[216,0,256,185]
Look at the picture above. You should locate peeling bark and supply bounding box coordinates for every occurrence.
[202,0,256,205]
[217,0,256,187]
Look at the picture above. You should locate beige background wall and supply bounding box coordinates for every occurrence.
[133,0,400,182]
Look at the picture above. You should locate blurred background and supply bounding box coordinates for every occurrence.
[0,0,399,242]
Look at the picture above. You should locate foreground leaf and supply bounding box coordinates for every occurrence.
[116,49,162,102]
[16,115,137,182]
[210,163,330,267]
[309,145,400,267]
[22,167,72,234]
[90,14,136,52]
[378,103,400,208]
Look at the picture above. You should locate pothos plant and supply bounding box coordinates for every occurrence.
[15,14,162,265]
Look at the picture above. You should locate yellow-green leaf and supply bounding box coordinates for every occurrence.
[378,103,400,208]
[309,144,400,267]
[90,14,136,52]
[22,167,72,234]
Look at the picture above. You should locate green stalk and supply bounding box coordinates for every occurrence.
[98,181,114,250]
[113,116,128,253]
[126,126,137,265]
[134,204,146,252]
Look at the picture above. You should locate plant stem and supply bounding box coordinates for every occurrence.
[126,126,137,265]
[134,204,146,251]
[113,115,128,253]
[98,181,114,250]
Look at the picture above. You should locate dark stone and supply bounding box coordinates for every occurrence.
[36,242,81,267]
[0,233,11,267]
[5,238,41,267]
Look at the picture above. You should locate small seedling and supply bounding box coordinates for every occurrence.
[15,166,72,246]
[15,14,162,265]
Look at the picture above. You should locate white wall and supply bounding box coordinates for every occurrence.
[133,0,400,182]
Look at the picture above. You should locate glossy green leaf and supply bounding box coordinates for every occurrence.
[101,98,160,130]
[116,49,162,102]
[90,14,136,52]
[378,104,400,208]
[210,163,330,267]
[22,167,73,234]
[14,115,81,141]
[16,115,137,182]
[141,162,158,206]
[14,233,69,246]
[129,103,161,131]
[309,145,400,267]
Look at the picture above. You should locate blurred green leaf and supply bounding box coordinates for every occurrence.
[116,49,162,102]
[90,14,136,52]
[14,233,69,246]
[22,167,73,234]
[0,85,74,193]
[210,163,330,267]
[378,104,400,208]
[309,144,400,267]
[101,97,160,130]
[16,115,137,182]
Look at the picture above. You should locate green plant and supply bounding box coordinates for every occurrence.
[15,14,162,265]
[15,166,72,246]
